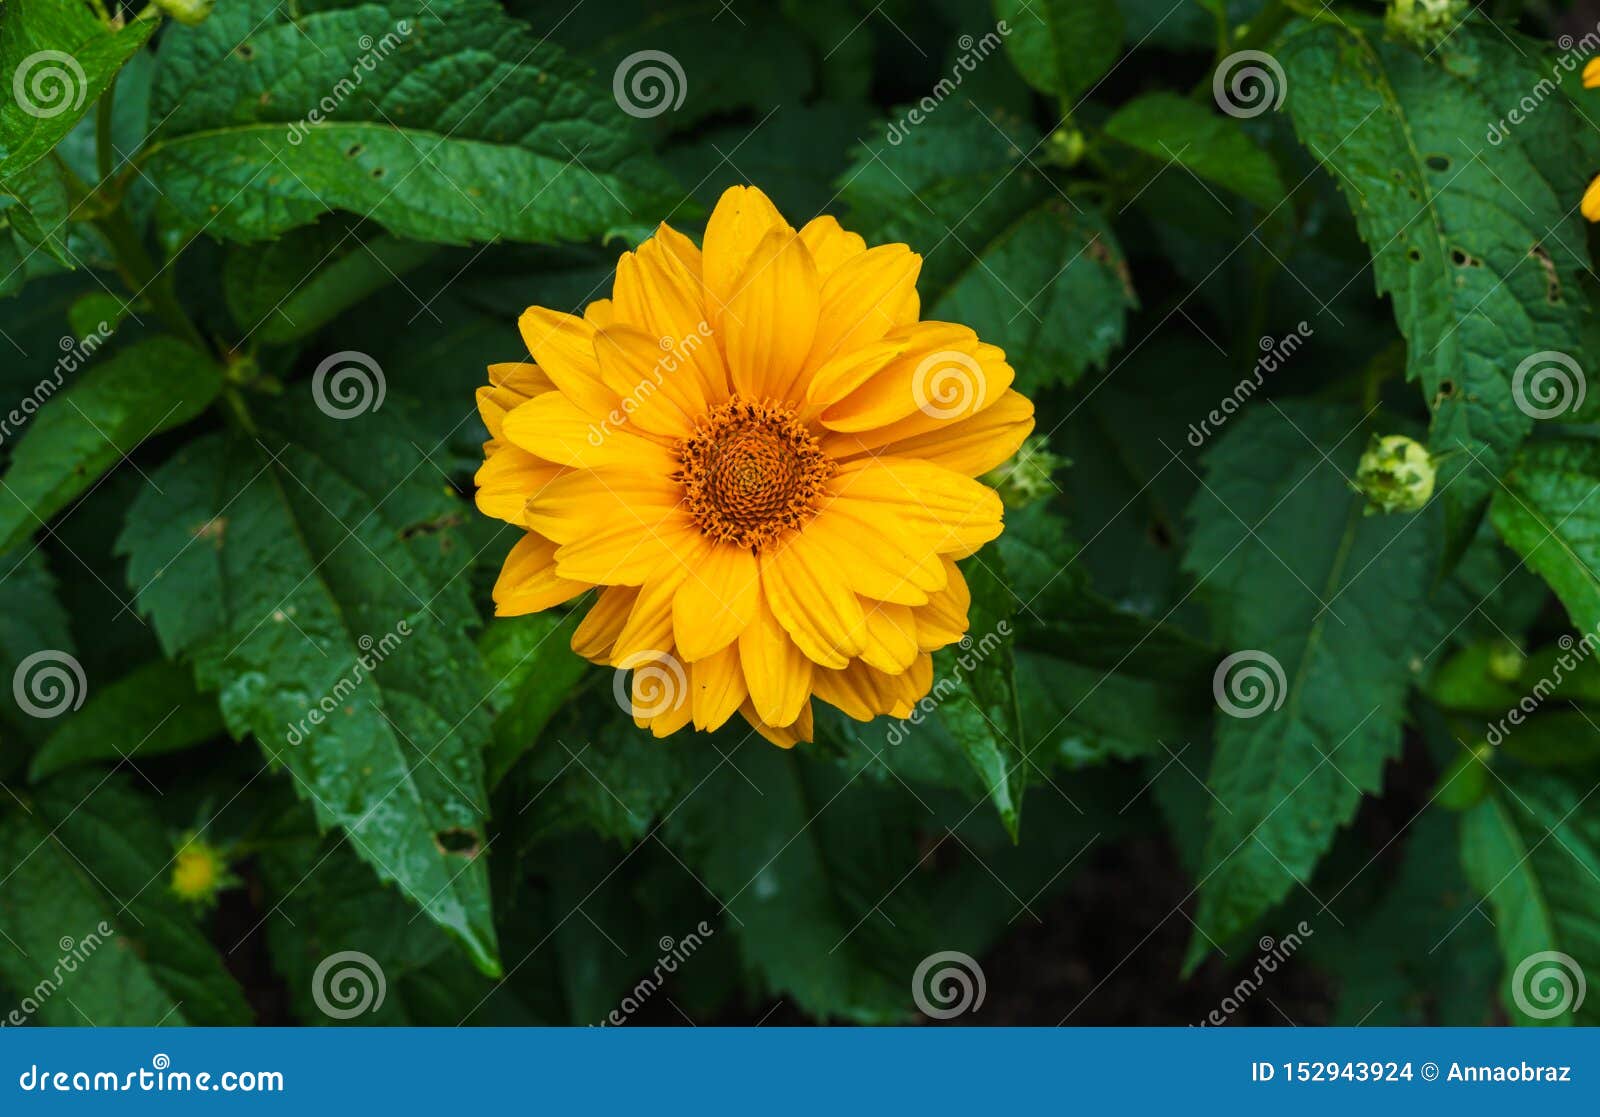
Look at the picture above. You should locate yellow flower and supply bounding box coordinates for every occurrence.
[476,185,1034,746]
[170,835,232,906]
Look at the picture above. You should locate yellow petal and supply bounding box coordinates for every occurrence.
[857,601,919,673]
[518,307,613,417]
[760,530,866,668]
[474,444,563,526]
[806,244,921,367]
[613,245,727,399]
[803,339,910,412]
[739,593,812,727]
[1585,175,1600,223]
[572,586,638,662]
[723,228,820,401]
[501,391,676,470]
[702,185,790,331]
[592,325,711,439]
[612,567,690,665]
[553,516,702,586]
[673,541,760,661]
[479,362,554,440]
[1586,57,1600,88]
[798,215,866,275]
[827,458,1003,558]
[646,221,703,277]
[739,699,813,748]
[522,467,682,544]
[826,389,1036,477]
[691,643,746,731]
[493,533,592,616]
[915,557,970,651]
[822,324,1010,433]
[796,510,936,605]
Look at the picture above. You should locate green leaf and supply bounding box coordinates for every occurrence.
[1490,440,1600,637]
[141,0,679,246]
[0,336,221,556]
[1,157,73,269]
[28,658,223,781]
[0,0,155,186]
[0,548,74,753]
[1104,92,1286,210]
[1016,649,1202,771]
[1280,22,1595,547]
[1497,712,1600,769]
[480,609,588,787]
[994,0,1122,103]
[223,222,441,345]
[0,772,252,1025]
[840,102,1135,391]
[117,402,501,975]
[931,552,1025,840]
[1461,765,1600,1025]
[1182,404,1437,967]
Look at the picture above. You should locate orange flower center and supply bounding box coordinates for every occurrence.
[676,397,833,551]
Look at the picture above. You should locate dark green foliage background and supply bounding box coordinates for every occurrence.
[1,0,1599,1025]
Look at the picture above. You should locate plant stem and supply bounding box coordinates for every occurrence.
[93,207,206,350]
[96,75,117,184]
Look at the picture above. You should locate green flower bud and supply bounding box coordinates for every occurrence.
[1385,0,1467,48]
[983,435,1066,510]
[1045,126,1087,169]
[154,0,216,26]
[1355,434,1435,515]
[1487,640,1525,684]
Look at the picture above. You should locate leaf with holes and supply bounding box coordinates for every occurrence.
[116,399,500,975]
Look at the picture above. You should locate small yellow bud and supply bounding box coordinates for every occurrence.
[169,834,235,907]
[1045,127,1086,169]
[1355,434,1435,515]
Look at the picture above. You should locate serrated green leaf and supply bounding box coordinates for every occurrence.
[1490,440,1600,637]
[0,772,251,1025]
[117,402,500,975]
[1461,765,1600,1025]
[480,609,588,787]
[0,547,75,753]
[994,0,1121,103]
[28,658,223,782]
[141,0,679,246]
[1182,404,1437,967]
[840,101,1134,391]
[1281,22,1594,548]
[1105,92,1286,210]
